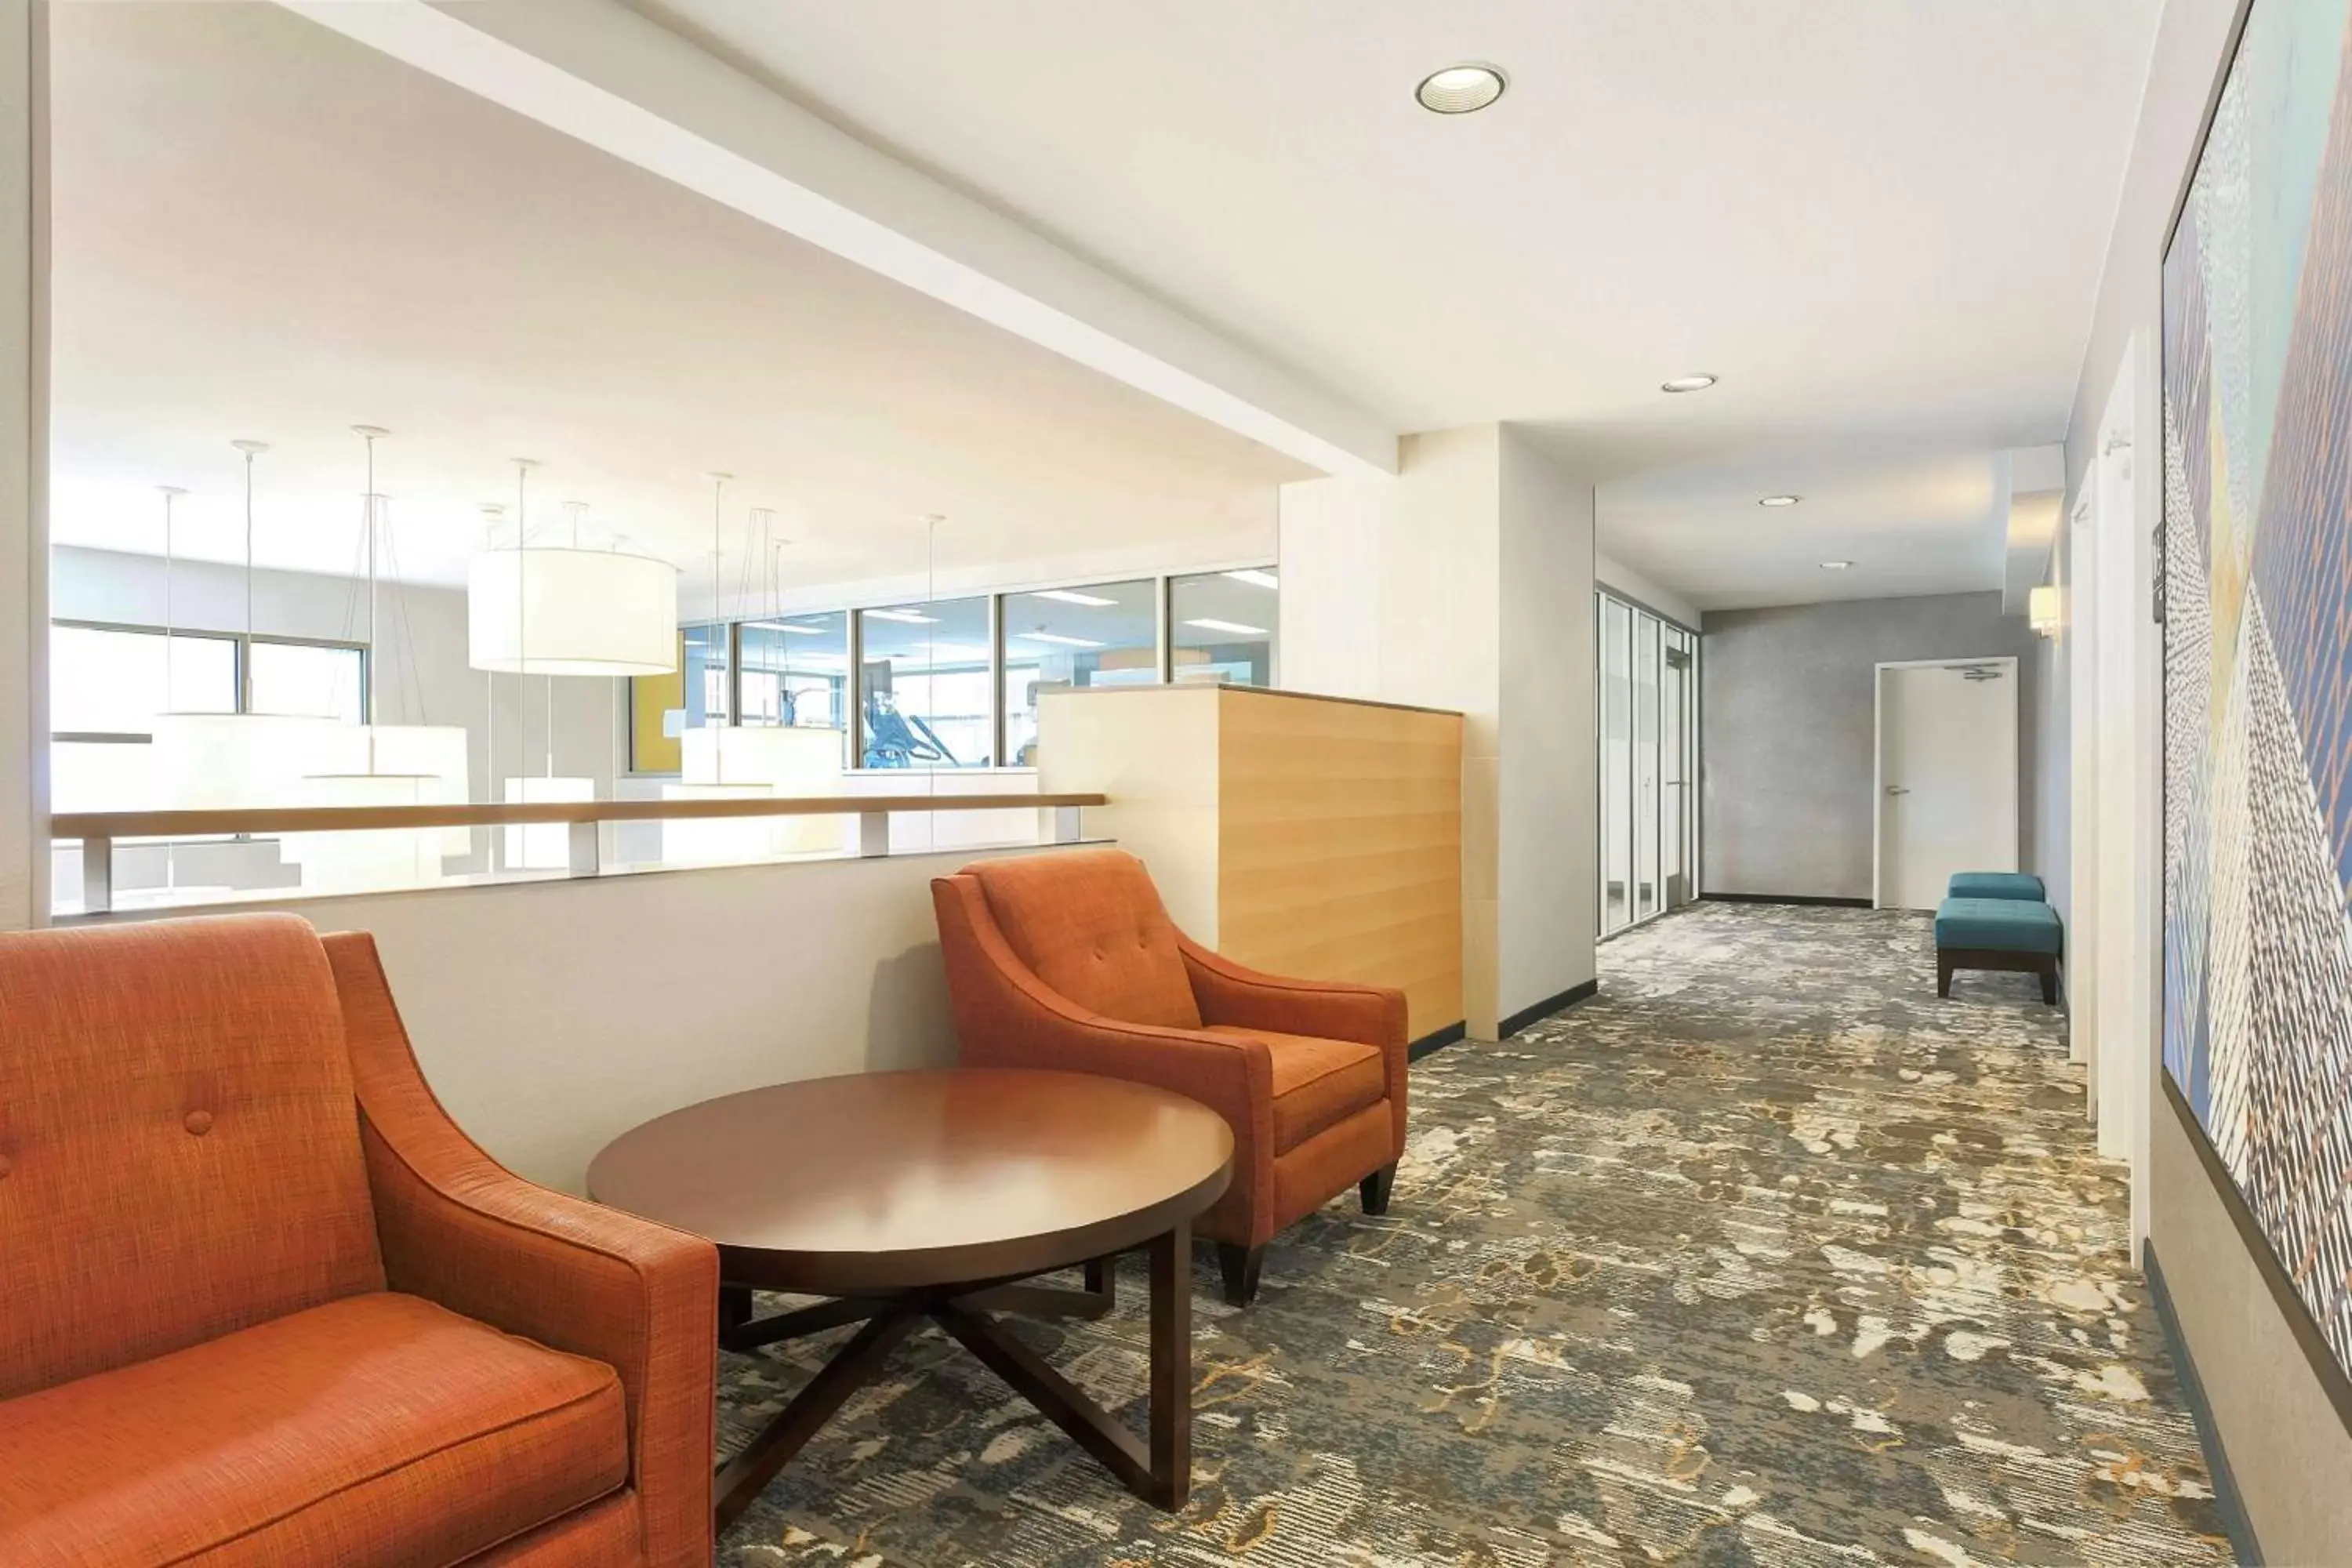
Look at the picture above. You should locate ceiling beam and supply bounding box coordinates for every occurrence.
[279,0,1397,481]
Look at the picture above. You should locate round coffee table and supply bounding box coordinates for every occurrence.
[586,1068,1233,1528]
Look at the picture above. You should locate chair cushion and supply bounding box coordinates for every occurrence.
[1947,871,2045,902]
[964,850,1203,1029]
[1205,1026,1386,1151]
[0,1292,628,1568]
[1935,897,2062,954]
[0,915,383,1402]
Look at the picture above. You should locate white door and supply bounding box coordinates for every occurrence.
[1875,660,2020,910]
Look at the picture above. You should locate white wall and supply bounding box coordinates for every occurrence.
[1595,550,1699,631]
[1499,427,1598,1019]
[78,842,1074,1194]
[1278,423,1597,1035]
[2,4,43,932]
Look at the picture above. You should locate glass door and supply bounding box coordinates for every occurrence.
[1597,590,1700,938]
[1599,596,1633,936]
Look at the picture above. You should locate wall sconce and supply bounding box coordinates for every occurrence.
[2029,583,2062,637]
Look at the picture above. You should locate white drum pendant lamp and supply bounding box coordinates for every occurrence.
[466,459,676,677]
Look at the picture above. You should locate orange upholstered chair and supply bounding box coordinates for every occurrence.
[0,915,717,1567]
[932,848,1407,1305]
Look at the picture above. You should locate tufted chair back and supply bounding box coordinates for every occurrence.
[0,915,385,1400]
[960,849,1203,1029]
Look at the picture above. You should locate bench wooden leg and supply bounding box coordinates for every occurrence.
[2038,956,2060,1005]
[1936,949,1955,999]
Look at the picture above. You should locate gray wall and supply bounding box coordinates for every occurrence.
[1701,591,2040,901]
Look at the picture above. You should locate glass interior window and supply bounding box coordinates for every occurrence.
[248,641,365,723]
[681,623,731,729]
[1169,568,1277,687]
[741,612,850,767]
[50,624,237,731]
[1000,579,1156,766]
[856,597,992,768]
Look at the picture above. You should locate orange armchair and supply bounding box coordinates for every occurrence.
[0,915,717,1567]
[932,848,1407,1305]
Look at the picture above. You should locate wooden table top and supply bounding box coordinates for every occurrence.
[586,1069,1234,1294]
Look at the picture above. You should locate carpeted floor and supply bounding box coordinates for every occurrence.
[716,902,2231,1566]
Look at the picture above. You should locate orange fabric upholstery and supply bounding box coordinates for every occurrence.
[961,849,1203,1029]
[0,1292,626,1566]
[0,918,384,1402]
[0,914,719,1568]
[1203,1027,1386,1151]
[933,850,1408,1254]
[325,931,717,1568]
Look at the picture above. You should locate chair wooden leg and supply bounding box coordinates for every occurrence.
[1214,1243,1263,1307]
[1359,1161,1397,1216]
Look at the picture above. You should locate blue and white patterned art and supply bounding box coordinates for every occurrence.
[2162,0,2352,1379]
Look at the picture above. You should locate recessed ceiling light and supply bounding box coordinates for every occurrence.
[1759,494,1802,508]
[864,608,939,624]
[1416,64,1506,114]
[1820,560,1853,571]
[1661,374,1718,394]
[1185,618,1269,637]
[1033,589,1119,607]
[1015,630,1107,648]
[1223,568,1280,590]
[745,620,832,635]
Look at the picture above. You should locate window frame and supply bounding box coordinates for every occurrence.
[49,618,371,741]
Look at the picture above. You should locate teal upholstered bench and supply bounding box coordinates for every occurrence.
[1947,871,2044,902]
[1934,895,2062,1003]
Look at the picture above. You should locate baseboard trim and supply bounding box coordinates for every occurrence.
[1498,979,1599,1039]
[1702,891,1874,909]
[1407,1022,1467,1061]
[2144,1242,2264,1565]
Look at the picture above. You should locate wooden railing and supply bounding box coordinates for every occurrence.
[54,793,1108,914]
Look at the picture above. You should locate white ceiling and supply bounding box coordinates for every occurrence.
[630,0,2161,608]
[48,2,1308,595]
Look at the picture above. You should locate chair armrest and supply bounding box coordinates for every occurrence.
[322,932,716,1568]
[1178,935,1410,1160]
[932,876,1276,1236]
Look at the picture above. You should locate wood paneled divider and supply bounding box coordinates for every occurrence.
[1038,685,1464,1042]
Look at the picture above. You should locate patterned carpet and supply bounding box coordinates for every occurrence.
[716,903,2230,1566]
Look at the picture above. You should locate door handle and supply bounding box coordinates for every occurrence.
[1885,785,1911,796]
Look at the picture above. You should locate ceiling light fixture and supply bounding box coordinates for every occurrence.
[1759,494,1801,508]
[1185,618,1269,637]
[1415,64,1506,114]
[1033,589,1119,607]
[865,608,940,624]
[1222,568,1280,590]
[1016,630,1107,648]
[1820,560,1853,571]
[1661,375,1718,394]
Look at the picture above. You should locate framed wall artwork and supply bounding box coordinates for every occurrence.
[2161,0,2352,1389]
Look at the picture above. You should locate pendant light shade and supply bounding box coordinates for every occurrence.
[468,546,677,676]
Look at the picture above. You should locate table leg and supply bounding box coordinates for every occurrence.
[931,1226,1192,1511]
[1148,1223,1191,1508]
[714,1306,919,1530]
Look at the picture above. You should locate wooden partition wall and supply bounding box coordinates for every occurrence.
[1036,684,1465,1043]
